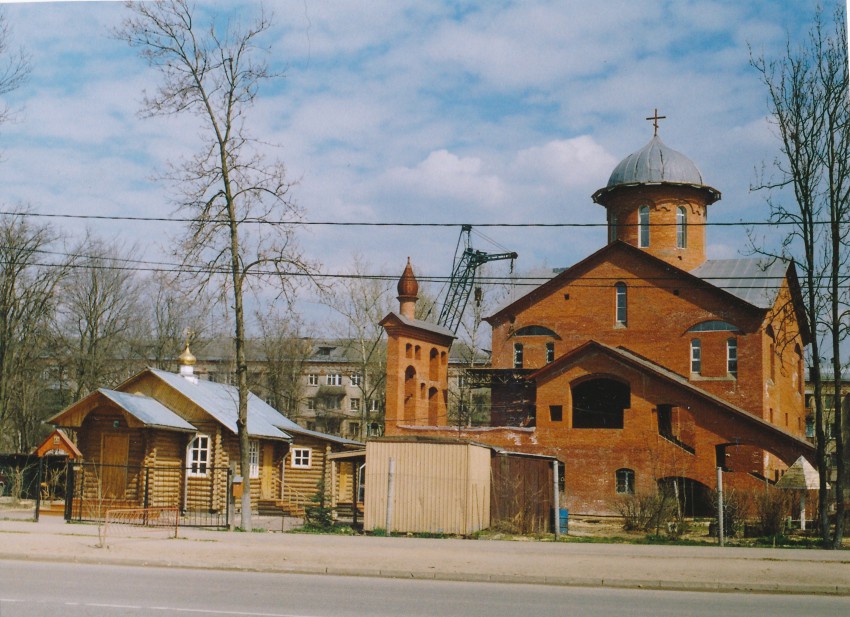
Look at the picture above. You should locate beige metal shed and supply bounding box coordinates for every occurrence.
[363,437,558,535]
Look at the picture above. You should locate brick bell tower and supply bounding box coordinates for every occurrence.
[591,115,721,271]
[380,258,455,434]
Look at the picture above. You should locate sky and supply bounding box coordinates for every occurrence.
[0,0,839,327]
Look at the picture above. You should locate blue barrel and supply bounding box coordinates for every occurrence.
[559,508,569,534]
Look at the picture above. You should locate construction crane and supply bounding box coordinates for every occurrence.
[437,225,517,334]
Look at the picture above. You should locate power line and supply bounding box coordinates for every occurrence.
[0,209,834,228]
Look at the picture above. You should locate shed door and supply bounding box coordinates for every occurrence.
[261,444,275,499]
[101,433,129,499]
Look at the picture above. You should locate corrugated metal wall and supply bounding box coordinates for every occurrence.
[490,454,553,534]
[363,441,491,535]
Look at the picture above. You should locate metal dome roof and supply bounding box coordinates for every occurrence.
[607,135,704,187]
[592,134,720,205]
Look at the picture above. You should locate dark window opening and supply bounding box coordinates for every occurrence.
[549,405,563,422]
[572,378,629,429]
[616,468,634,494]
[546,342,555,364]
[515,325,559,337]
[513,343,524,369]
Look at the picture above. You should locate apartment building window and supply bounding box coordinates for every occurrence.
[326,373,342,386]
[306,398,316,410]
[307,374,318,386]
[349,422,360,437]
[350,373,362,387]
[350,397,361,411]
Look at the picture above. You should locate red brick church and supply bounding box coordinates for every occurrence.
[381,125,815,515]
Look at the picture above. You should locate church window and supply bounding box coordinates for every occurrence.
[727,338,738,376]
[572,378,629,429]
[616,468,635,495]
[615,283,627,326]
[690,339,701,374]
[638,206,650,247]
[687,320,739,332]
[676,206,687,248]
[546,342,555,364]
[513,343,524,368]
[514,325,559,337]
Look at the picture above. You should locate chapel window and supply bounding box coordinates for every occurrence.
[609,211,618,243]
[638,206,650,247]
[546,342,555,364]
[513,343,524,369]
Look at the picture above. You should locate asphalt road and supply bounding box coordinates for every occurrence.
[1,560,848,617]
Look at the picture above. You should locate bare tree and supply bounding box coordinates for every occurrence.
[322,256,392,439]
[751,3,850,547]
[255,307,312,420]
[0,211,66,451]
[54,236,144,401]
[133,271,220,370]
[118,0,313,530]
[0,8,29,128]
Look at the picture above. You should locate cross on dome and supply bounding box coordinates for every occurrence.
[645,108,666,136]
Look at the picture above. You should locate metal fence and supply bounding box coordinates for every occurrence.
[0,456,68,521]
[66,462,233,528]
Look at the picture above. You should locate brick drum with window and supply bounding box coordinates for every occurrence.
[382,126,815,515]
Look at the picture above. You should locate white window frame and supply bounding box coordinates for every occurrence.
[350,397,361,411]
[350,373,362,387]
[615,282,627,326]
[307,374,319,386]
[616,468,635,495]
[727,337,738,377]
[306,398,316,411]
[326,373,342,386]
[676,206,687,248]
[690,338,701,374]
[291,447,312,469]
[249,440,259,479]
[187,434,211,477]
[638,206,650,247]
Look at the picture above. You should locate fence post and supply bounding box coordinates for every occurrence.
[63,461,75,521]
[227,465,235,532]
[34,458,43,522]
[716,466,725,547]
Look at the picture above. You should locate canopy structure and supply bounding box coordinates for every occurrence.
[776,456,821,530]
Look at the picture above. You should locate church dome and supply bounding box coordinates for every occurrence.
[593,135,720,204]
[608,135,703,186]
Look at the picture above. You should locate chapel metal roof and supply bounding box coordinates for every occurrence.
[97,388,197,432]
[690,258,788,309]
[149,369,291,441]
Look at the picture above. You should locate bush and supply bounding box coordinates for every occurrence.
[615,490,678,534]
[709,488,749,538]
[752,487,791,537]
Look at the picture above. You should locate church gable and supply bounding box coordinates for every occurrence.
[488,242,768,374]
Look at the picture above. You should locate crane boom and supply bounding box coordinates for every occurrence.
[438,225,517,334]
